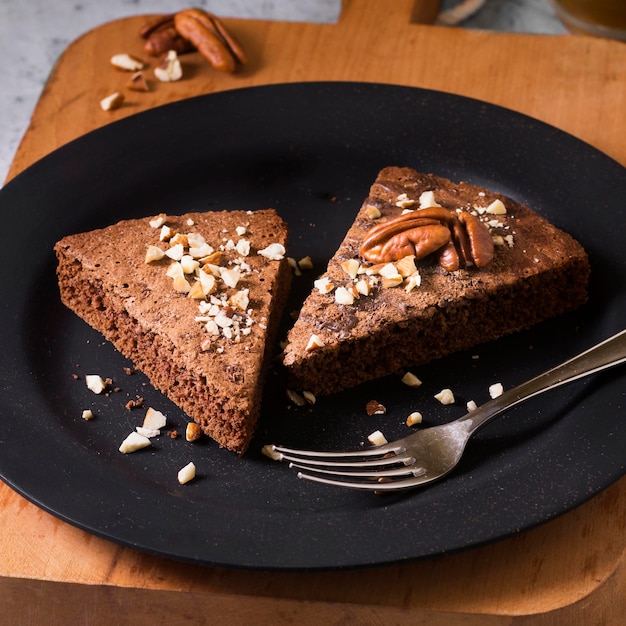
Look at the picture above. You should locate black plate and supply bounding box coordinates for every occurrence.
[1,82,625,571]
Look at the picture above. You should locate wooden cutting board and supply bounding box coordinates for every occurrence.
[3,1,626,623]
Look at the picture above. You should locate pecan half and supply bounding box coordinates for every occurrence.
[174,8,246,72]
[359,208,494,271]
[139,14,195,57]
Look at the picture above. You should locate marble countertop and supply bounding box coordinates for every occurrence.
[0,0,566,185]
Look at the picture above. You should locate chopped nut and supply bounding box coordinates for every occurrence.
[486,199,507,215]
[302,390,316,405]
[154,50,183,82]
[126,71,150,92]
[395,255,417,278]
[305,334,325,351]
[145,245,165,263]
[287,389,306,406]
[401,372,422,388]
[406,411,423,426]
[341,258,360,279]
[111,53,145,71]
[119,431,151,454]
[258,243,286,261]
[186,422,203,442]
[220,267,241,288]
[466,400,478,412]
[334,286,355,305]
[136,426,161,438]
[99,92,124,111]
[419,190,441,208]
[165,243,184,261]
[81,409,94,421]
[355,278,371,296]
[368,430,388,446]
[395,193,416,209]
[298,256,314,270]
[364,204,382,220]
[143,407,167,430]
[236,239,250,256]
[489,382,504,398]
[381,274,403,289]
[366,400,386,416]
[149,214,167,228]
[404,272,422,292]
[314,276,334,294]
[262,444,282,461]
[177,462,196,485]
[288,257,301,276]
[85,374,107,394]
[434,388,455,405]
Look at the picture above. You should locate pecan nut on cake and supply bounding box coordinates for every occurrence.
[282,166,590,396]
[55,209,291,454]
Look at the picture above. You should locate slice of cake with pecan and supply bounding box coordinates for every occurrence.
[282,166,590,395]
[55,209,291,454]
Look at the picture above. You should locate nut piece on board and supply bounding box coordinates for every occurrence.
[154,50,183,82]
[99,92,124,111]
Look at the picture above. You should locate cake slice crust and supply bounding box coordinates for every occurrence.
[283,167,590,396]
[55,209,291,454]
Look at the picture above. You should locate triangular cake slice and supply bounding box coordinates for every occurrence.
[283,166,590,396]
[55,209,291,454]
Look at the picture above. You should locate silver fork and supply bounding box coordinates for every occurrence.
[270,329,626,492]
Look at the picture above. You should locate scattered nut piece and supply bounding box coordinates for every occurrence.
[143,407,167,430]
[136,426,161,438]
[100,92,124,111]
[126,71,150,92]
[262,445,282,461]
[368,430,388,446]
[154,50,183,82]
[401,371,422,388]
[489,382,504,398]
[119,431,151,454]
[85,374,107,394]
[111,53,145,71]
[298,256,314,270]
[186,422,203,442]
[81,409,94,421]
[302,390,316,405]
[434,388,455,405]
[366,400,386,416]
[466,400,478,412]
[177,462,196,484]
[287,389,306,406]
[406,411,423,426]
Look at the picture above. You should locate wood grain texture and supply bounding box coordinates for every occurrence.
[3,1,626,623]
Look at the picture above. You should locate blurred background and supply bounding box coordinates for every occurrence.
[0,0,567,184]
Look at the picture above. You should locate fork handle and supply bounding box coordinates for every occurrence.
[462,328,626,434]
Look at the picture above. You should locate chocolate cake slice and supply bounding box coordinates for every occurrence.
[283,167,590,395]
[55,209,291,454]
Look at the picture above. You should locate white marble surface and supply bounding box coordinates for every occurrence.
[0,0,566,186]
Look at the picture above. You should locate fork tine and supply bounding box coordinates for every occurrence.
[296,470,430,492]
[277,451,415,470]
[289,461,426,479]
[271,442,406,461]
